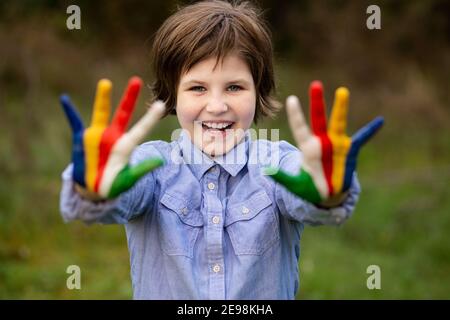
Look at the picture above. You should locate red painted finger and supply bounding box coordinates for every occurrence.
[111,76,142,133]
[309,81,328,136]
[319,135,333,196]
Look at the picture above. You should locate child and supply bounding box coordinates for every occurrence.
[60,0,383,299]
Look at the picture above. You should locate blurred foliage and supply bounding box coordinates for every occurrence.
[0,0,449,299]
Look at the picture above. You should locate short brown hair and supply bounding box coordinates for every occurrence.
[151,0,281,123]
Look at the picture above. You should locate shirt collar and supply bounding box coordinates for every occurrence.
[177,129,250,180]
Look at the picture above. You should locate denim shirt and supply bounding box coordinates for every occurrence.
[60,130,360,299]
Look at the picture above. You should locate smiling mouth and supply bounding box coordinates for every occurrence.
[202,122,234,132]
[197,121,235,138]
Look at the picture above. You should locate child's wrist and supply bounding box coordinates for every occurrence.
[74,183,106,202]
[317,191,348,208]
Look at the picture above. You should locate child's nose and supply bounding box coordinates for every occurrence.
[206,96,228,114]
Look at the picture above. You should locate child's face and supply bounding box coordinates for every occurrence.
[176,53,256,157]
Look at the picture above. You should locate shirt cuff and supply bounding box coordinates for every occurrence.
[60,164,119,224]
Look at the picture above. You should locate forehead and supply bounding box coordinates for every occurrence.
[180,54,252,82]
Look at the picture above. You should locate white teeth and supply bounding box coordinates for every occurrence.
[202,122,233,129]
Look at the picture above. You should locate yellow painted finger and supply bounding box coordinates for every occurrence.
[84,127,106,191]
[84,79,112,191]
[328,87,351,194]
[91,79,112,128]
[329,87,349,137]
[329,135,351,194]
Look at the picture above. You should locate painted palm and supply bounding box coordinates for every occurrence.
[60,76,166,199]
[265,81,384,204]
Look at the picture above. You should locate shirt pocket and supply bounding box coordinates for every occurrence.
[157,192,204,258]
[224,190,279,255]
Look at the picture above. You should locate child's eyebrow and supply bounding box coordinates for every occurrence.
[181,78,252,86]
[181,80,207,87]
[225,79,252,85]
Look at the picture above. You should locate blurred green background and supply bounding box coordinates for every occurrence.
[0,0,449,299]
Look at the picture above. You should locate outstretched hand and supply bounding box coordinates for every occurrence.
[60,76,166,199]
[265,81,384,205]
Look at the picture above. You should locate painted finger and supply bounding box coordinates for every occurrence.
[123,101,166,154]
[264,167,322,204]
[286,95,312,147]
[60,94,86,186]
[111,76,142,133]
[351,116,384,150]
[90,79,112,128]
[329,87,349,137]
[309,81,327,135]
[60,94,84,134]
[342,116,384,191]
[106,158,165,198]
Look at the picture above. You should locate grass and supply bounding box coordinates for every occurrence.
[297,170,450,299]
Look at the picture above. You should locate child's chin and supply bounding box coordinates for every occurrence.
[202,142,232,157]
[204,131,247,156]
[191,128,246,157]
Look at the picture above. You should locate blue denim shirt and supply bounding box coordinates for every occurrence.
[60,130,360,299]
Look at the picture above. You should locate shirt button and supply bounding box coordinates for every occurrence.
[181,207,188,215]
[242,206,250,214]
[212,264,221,273]
[207,182,215,190]
[212,216,220,224]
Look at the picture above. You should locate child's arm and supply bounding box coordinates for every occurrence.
[59,76,165,223]
[266,81,383,214]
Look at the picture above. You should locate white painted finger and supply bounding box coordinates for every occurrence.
[300,136,329,199]
[286,95,312,148]
[125,101,166,153]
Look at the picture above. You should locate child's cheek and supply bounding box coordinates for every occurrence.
[176,95,200,126]
[239,95,256,128]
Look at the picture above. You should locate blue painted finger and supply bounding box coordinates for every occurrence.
[351,116,384,151]
[342,116,384,190]
[71,134,86,187]
[342,150,357,192]
[60,94,86,187]
[60,94,84,134]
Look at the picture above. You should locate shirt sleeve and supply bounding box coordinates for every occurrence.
[274,142,361,226]
[59,143,160,225]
